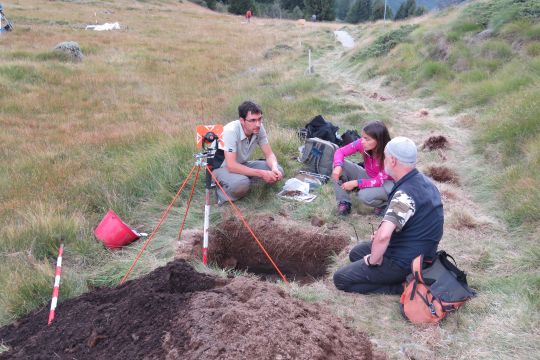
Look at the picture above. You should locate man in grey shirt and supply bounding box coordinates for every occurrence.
[213,101,284,203]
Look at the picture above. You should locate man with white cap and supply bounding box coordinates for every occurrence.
[333,136,444,294]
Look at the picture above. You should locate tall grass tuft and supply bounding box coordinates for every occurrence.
[0,257,84,324]
[2,205,80,260]
[479,87,540,225]
[0,65,42,84]
[352,25,419,62]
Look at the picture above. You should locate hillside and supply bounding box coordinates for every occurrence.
[1,0,539,358]
[386,0,443,13]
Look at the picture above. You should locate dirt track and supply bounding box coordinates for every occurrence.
[0,260,386,359]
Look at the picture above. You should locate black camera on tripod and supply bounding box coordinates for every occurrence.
[201,131,219,150]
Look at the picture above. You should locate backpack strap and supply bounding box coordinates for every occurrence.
[411,254,425,284]
[408,255,424,301]
[313,143,322,174]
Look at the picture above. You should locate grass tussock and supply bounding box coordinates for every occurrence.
[352,25,419,61]
[448,209,480,229]
[478,87,540,226]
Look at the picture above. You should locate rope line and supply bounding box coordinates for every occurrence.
[207,165,289,284]
[176,166,201,242]
[120,164,197,284]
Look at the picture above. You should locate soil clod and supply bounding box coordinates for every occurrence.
[422,135,449,151]
[425,165,460,184]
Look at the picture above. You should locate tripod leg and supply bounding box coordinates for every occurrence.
[177,166,201,242]
[120,164,197,284]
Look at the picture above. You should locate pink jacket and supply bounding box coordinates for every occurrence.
[333,139,393,189]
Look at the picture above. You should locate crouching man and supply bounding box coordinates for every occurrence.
[214,101,284,204]
[333,137,444,294]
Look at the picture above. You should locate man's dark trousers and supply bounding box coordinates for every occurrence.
[333,241,410,294]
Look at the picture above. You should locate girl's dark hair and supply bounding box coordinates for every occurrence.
[362,120,391,167]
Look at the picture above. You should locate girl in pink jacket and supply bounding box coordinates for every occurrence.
[332,120,394,215]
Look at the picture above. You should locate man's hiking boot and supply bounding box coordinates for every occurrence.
[337,201,352,216]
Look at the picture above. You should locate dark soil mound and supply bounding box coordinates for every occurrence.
[0,260,385,360]
[422,135,449,151]
[425,165,460,184]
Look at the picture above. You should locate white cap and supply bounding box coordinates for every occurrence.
[385,136,417,165]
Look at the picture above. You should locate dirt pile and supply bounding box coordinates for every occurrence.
[421,135,449,151]
[424,165,460,184]
[0,260,385,359]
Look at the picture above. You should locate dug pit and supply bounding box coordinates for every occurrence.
[207,214,349,283]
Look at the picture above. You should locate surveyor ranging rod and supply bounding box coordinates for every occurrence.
[193,149,215,265]
[202,186,211,264]
[48,243,64,325]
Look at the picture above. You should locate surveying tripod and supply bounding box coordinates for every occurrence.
[120,126,288,285]
[192,131,222,264]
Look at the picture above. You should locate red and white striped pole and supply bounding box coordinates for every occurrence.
[48,243,64,325]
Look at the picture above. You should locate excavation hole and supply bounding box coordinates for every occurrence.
[208,215,349,284]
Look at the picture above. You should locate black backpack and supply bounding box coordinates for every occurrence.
[304,115,340,145]
[341,129,360,146]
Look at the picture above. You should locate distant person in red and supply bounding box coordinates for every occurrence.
[245,9,252,23]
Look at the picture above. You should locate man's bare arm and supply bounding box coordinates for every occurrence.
[367,220,396,265]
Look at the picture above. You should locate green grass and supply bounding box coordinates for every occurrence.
[352,25,419,61]
[480,39,513,61]
[0,257,85,322]
[0,65,43,84]
[1,1,539,358]
[526,42,540,56]
[420,61,452,80]
[1,207,80,260]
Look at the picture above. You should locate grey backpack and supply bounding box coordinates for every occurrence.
[299,137,339,177]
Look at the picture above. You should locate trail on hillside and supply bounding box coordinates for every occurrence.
[313,37,524,358]
[315,38,507,255]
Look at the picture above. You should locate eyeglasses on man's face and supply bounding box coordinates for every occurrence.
[244,116,263,124]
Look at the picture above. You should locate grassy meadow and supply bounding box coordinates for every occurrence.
[1,0,539,359]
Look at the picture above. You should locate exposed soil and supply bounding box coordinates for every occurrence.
[422,135,449,151]
[180,215,349,284]
[0,260,385,360]
[424,165,460,185]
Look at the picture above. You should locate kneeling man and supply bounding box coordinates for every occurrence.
[214,101,284,203]
[333,136,444,294]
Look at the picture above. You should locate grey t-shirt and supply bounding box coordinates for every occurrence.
[222,120,269,166]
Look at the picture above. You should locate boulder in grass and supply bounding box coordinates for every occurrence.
[53,41,83,62]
